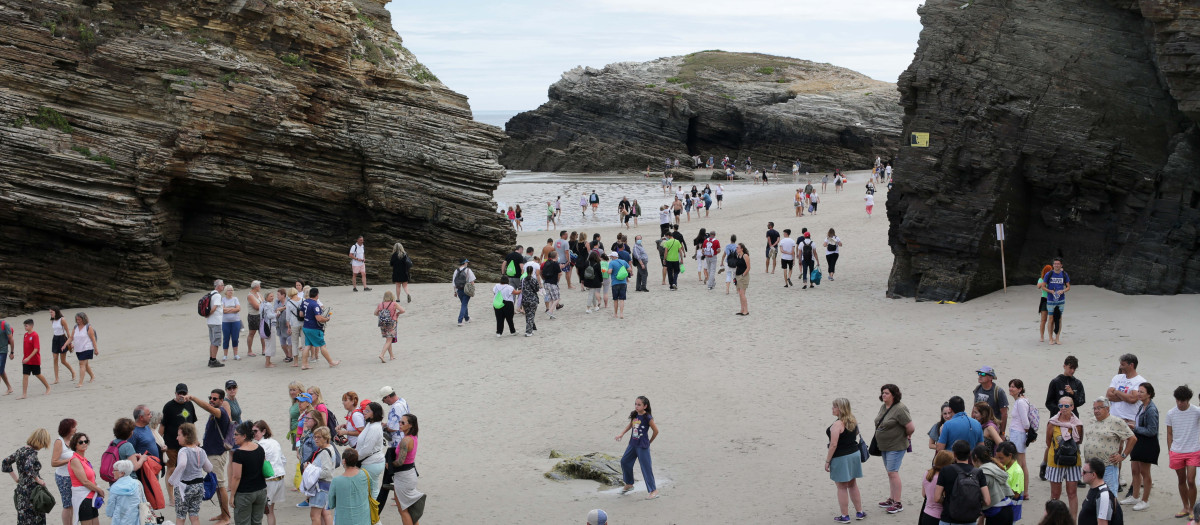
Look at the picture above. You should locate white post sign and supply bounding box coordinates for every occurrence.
[996,224,1007,292]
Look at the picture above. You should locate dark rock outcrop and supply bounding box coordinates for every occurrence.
[887,0,1200,301]
[0,0,513,315]
[501,51,902,173]
[544,451,623,486]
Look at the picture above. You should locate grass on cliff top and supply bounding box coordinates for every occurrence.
[676,51,800,83]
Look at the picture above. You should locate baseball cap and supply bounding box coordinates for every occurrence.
[803,232,811,237]
[295,393,313,403]
[609,251,618,258]
[379,386,396,399]
[460,258,469,264]
[175,383,188,395]
[587,509,608,525]
[225,380,238,390]
[976,366,996,377]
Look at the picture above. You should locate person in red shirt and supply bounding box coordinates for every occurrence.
[20,319,50,399]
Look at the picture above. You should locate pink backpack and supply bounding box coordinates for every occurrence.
[99,439,127,483]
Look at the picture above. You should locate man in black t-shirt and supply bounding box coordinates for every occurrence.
[160,383,198,505]
[541,259,562,316]
[1079,458,1123,525]
[764,222,780,274]
[502,246,524,279]
[935,440,989,525]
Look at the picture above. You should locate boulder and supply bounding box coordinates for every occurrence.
[711,171,739,180]
[0,0,513,315]
[544,452,623,486]
[887,0,1200,301]
[664,167,694,181]
[501,51,901,173]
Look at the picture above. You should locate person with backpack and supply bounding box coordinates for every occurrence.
[1038,258,1070,345]
[1080,458,1124,525]
[166,423,211,525]
[935,440,991,525]
[103,418,148,484]
[607,252,630,319]
[825,398,865,522]
[190,389,234,525]
[491,276,519,336]
[519,270,541,336]
[701,230,721,290]
[588,190,600,217]
[973,444,1015,524]
[451,259,476,326]
[799,231,819,290]
[389,242,413,304]
[349,236,370,293]
[502,245,524,281]
[374,291,404,363]
[1046,396,1084,521]
[201,280,226,368]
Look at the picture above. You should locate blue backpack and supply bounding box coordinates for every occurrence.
[203,471,218,501]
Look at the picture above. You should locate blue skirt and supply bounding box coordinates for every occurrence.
[829,453,863,483]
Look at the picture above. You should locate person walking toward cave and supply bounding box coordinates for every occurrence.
[48,307,75,385]
[390,242,413,304]
[1036,264,1053,342]
[824,229,842,282]
[589,190,600,217]
[1038,258,1070,345]
[67,312,98,388]
[864,192,874,217]
[349,236,371,292]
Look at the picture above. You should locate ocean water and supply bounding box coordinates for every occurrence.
[473,110,522,129]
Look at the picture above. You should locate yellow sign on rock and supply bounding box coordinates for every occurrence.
[910,132,930,147]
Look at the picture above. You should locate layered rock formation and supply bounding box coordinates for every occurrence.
[887,0,1200,301]
[501,51,902,173]
[0,0,513,315]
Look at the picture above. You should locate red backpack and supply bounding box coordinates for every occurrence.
[99,439,127,483]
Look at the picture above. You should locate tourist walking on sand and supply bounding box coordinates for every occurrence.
[48,307,75,384]
[66,312,98,388]
[546,200,557,230]
[18,319,51,398]
[616,396,659,500]
[1124,382,1158,511]
[764,222,780,274]
[778,229,796,287]
[589,190,600,217]
[692,228,707,283]
[1046,396,1083,521]
[1036,264,1053,342]
[720,234,738,294]
[245,281,263,357]
[608,252,630,319]
[715,184,724,208]
[794,188,804,217]
[658,205,670,237]
[864,192,874,217]
[390,242,414,304]
[258,291,279,368]
[1039,258,1070,344]
[374,291,403,362]
[701,230,721,290]
[349,236,370,292]
[514,205,524,231]
[734,243,750,315]
[220,285,242,361]
[822,174,829,192]
[540,255,563,318]
[661,230,684,290]
[492,276,519,336]
[167,423,212,525]
[1007,379,1037,497]
[873,384,915,514]
[300,288,340,369]
[3,428,50,525]
[826,398,865,522]
[632,235,649,292]
[520,269,541,336]
[506,206,516,229]
[919,450,954,525]
[1166,385,1200,519]
[824,229,842,281]
[451,260,475,326]
[799,231,819,289]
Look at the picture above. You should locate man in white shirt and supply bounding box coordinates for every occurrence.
[1167,385,1200,517]
[778,229,797,288]
[205,280,225,368]
[349,236,371,292]
[1106,353,1145,491]
[378,386,410,507]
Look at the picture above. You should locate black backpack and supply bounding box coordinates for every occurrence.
[943,464,984,523]
[289,300,305,323]
[453,269,467,289]
[1055,435,1079,467]
[801,239,814,260]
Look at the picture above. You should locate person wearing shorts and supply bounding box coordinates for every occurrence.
[873,384,913,513]
[204,280,225,368]
[1167,385,1200,517]
[349,236,369,292]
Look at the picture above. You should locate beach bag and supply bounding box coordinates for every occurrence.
[100,439,128,483]
[944,466,984,523]
[615,265,628,281]
[364,469,381,524]
[492,291,505,309]
[377,302,394,327]
[203,472,218,501]
[1054,435,1079,466]
[505,260,517,277]
[810,267,822,285]
[857,429,869,463]
[809,204,815,212]
[464,282,475,297]
[30,483,55,513]
[196,291,217,317]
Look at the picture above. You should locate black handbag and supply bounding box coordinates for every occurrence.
[869,404,895,456]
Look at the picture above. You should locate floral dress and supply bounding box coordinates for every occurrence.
[2,445,46,525]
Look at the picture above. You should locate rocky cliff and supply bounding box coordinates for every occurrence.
[0,0,513,315]
[887,0,1200,301]
[501,51,902,173]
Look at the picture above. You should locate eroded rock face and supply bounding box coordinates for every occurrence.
[501,51,902,173]
[887,0,1200,301]
[0,0,513,315]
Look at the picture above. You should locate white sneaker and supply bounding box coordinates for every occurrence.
[496,333,502,338]
[524,333,533,337]
[221,355,227,361]
[234,355,241,361]
[585,308,592,314]
[1120,496,1138,505]
[1132,501,1149,511]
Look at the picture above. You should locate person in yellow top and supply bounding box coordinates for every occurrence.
[661,234,684,290]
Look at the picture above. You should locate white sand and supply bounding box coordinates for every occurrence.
[1,172,1195,524]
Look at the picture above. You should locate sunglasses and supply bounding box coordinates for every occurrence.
[78,440,90,444]
[1081,469,1093,475]
[1058,404,1072,408]
[977,372,991,377]
[209,396,221,401]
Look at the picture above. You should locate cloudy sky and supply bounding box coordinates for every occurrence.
[388,0,924,112]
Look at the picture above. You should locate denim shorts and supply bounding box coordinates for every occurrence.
[882,450,905,472]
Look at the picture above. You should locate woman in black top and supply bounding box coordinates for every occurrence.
[734,243,750,316]
[389,242,413,304]
[583,251,604,313]
[228,422,267,525]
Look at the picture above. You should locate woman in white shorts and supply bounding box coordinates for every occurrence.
[1007,379,1037,497]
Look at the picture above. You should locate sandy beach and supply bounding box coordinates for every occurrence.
[1,171,1196,524]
